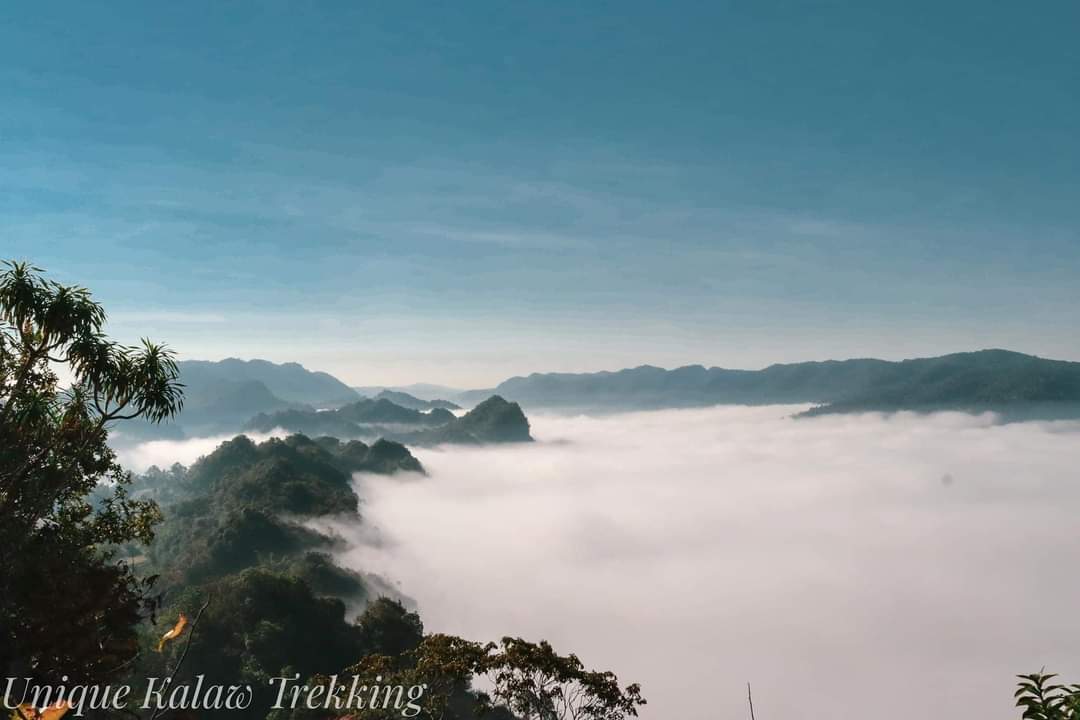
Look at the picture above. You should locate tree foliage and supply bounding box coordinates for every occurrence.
[483,637,645,720]
[1016,672,1080,720]
[0,260,183,682]
[341,634,645,720]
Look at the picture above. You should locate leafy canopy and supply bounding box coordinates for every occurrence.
[343,634,645,720]
[0,260,183,683]
[1016,672,1080,720]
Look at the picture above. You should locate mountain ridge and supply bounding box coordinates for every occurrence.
[134,350,1080,440]
[179,358,360,408]
[486,349,1080,417]
[246,394,532,446]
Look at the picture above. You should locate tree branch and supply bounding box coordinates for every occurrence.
[0,336,47,424]
[149,597,211,720]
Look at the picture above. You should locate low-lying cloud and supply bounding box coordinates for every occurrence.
[323,406,1080,720]
[115,429,286,472]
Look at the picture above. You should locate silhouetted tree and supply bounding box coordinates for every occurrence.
[0,260,183,683]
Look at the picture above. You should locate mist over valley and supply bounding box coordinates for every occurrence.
[120,397,1080,719]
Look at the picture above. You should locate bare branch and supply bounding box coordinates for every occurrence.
[149,597,211,720]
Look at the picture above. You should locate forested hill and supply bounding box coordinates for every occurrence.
[246,395,533,445]
[489,350,1080,417]
[135,433,422,588]
[125,433,438,719]
[373,389,461,411]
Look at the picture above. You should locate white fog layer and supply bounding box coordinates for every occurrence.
[320,406,1080,720]
[116,430,287,472]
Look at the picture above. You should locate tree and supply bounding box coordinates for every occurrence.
[482,637,645,720]
[356,598,425,660]
[1016,672,1080,720]
[337,634,644,720]
[0,260,183,683]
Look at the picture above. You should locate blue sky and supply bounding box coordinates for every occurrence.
[2,1,1078,386]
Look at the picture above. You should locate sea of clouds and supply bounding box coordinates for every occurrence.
[117,406,1080,719]
[325,406,1080,720]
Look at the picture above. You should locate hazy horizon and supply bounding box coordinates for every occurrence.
[5,2,1079,386]
[141,345,1077,393]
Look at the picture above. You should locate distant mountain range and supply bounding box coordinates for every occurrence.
[369,389,461,411]
[180,357,359,407]
[352,383,464,402]
[115,350,1080,447]
[488,350,1080,418]
[246,395,531,446]
[116,358,361,440]
[245,397,449,437]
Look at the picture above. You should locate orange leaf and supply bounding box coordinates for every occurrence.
[12,704,39,720]
[157,612,189,652]
[39,702,70,720]
[12,701,69,720]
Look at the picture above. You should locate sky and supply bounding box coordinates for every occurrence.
[2,1,1079,387]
